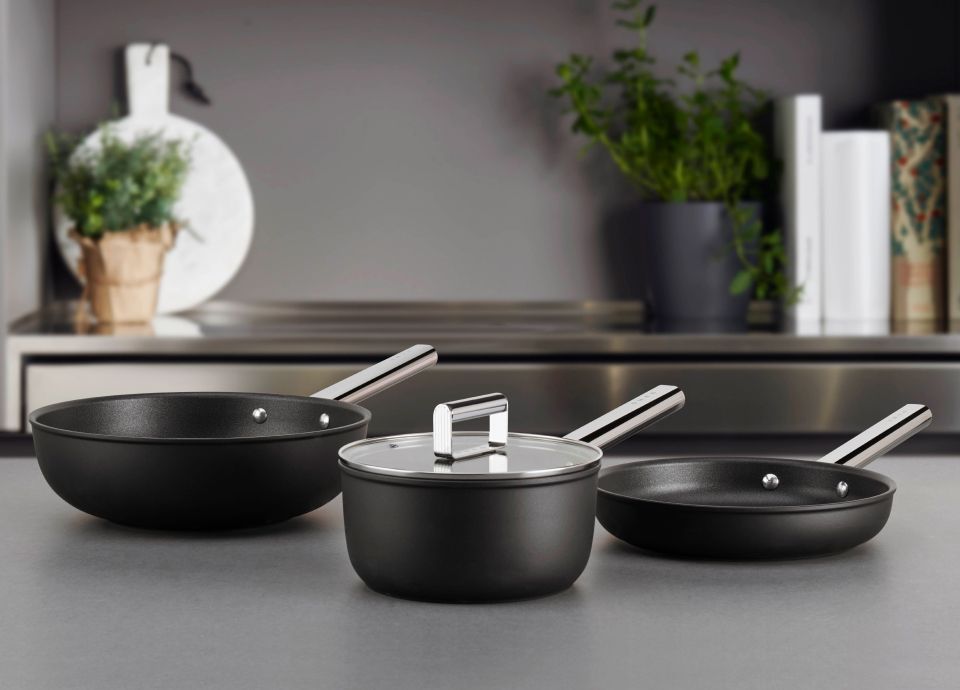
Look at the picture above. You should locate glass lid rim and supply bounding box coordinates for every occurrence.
[338,431,602,480]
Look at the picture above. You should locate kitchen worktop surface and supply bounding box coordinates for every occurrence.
[0,456,960,690]
[2,452,958,690]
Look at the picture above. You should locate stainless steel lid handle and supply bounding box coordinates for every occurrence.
[817,403,932,468]
[311,344,438,404]
[433,393,508,460]
[564,385,685,450]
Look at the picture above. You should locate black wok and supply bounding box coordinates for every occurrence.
[29,344,437,530]
[597,403,932,559]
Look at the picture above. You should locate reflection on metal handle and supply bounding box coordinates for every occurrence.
[564,385,685,450]
[433,393,508,460]
[818,403,933,468]
[311,345,438,404]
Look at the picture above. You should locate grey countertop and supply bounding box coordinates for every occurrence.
[2,453,958,690]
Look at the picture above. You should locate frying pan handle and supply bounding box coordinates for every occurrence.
[818,404,933,468]
[564,385,685,450]
[311,345,438,404]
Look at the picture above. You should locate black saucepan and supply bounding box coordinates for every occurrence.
[337,385,686,602]
[597,403,932,559]
[29,344,437,530]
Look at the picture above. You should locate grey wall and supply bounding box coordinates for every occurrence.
[53,0,959,302]
[0,0,56,426]
[2,0,55,317]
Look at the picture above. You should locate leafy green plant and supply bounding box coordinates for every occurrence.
[47,125,191,238]
[551,0,798,302]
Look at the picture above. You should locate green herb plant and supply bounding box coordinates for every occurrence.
[551,0,798,303]
[47,125,191,238]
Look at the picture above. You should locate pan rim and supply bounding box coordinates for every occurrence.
[597,456,897,513]
[28,391,372,444]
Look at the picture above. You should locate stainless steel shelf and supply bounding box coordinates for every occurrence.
[7,301,960,434]
[9,300,960,356]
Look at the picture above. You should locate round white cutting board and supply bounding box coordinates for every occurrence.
[55,43,254,314]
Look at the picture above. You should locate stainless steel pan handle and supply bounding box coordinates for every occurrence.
[311,345,438,404]
[818,403,932,469]
[564,385,685,450]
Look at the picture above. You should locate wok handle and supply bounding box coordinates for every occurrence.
[818,404,933,468]
[564,385,685,450]
[311,345,438,404]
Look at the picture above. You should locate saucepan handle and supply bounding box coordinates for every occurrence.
[564,385,685,450]
[311,345,438,404]
[817,403,933,468]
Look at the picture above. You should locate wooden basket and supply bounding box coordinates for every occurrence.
[73,224,177,323]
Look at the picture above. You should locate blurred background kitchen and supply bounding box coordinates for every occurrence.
[1,0,959,442]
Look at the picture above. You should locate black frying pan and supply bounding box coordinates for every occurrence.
[29,345,437,530]
[597,403,932,559]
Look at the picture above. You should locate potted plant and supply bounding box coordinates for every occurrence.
[551,0,796,329]
[47,126,190,323]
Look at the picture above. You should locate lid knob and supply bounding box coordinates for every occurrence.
[433,393,508,462]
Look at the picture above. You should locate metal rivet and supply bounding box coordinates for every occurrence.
[836,481,849,498]
[318,413,330,429]
[252,408,268,424]
[762,473,779,490]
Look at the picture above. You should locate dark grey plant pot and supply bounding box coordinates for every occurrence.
[640,201,758,332]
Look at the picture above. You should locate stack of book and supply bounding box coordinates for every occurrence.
[776,94,958,333]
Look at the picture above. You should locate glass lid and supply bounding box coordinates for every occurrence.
[339,431,601,480]
[338,392,601,480]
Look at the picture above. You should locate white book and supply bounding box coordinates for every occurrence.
[945,95,960,323]
[775,95,822,329]
[820,131,891,325]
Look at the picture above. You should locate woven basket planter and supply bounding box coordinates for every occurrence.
[73,223,177,323]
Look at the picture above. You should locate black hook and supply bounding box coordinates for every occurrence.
[141,43,212,106]
[171,52,212,106]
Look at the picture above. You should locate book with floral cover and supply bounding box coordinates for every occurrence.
[884,99,947,325]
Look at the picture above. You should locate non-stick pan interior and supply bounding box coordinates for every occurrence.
[30,393,369,441]
[599,457,893,508]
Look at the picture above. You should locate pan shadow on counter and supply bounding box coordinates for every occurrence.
[599,531,885,565]
[63,511,330,541]
[344,577,590,608]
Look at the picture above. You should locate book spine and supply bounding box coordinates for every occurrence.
[776,95,822,325]
[945,95,960,322]
[886,99,947,324]
[821,132,891,324]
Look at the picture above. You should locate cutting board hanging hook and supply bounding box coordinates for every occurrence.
[171,52,212,106]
